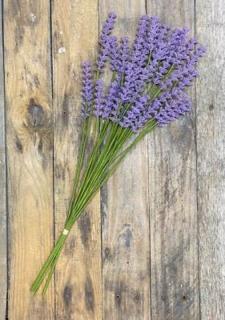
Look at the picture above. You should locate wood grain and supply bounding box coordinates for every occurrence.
[99,2,151,320]
[147,1,199,319]
[52,1,102,319]
[1,2,225,319]
[4,1,54,318]
[0,1,7,319]
[196,1,225,319]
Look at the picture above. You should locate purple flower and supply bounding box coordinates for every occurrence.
[81,62,94,118]
[132,15,150,67]
[81,13,205,131]
[120,62,138,103]
[97,12,117,72]
[120,95,149,131]
[94,79,105,117]
[154,90,192,126]
[109,36,130,73]
[108,36,119,72]
[118,37,130,73]
[103,78,121,120]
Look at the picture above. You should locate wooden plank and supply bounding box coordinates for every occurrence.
[0,0,7,318]
[146,1,199,319]
[52,1,102,319]
[196,1,225,319]
[99,3,151,319]
[4,1,54,318]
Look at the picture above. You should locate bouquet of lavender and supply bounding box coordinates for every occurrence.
[31,12,205,294]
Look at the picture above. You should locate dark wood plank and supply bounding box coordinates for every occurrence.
[4,1,54,318]
[52,1,102,318]
[0,0,7,318]
[99,2,151,319]
[146,1,199,319]
[196,1,225,318]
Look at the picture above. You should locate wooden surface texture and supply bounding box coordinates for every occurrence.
[0,0,224,319]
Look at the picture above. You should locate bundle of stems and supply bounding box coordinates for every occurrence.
[31,116,156,294]
[31,12,205,294]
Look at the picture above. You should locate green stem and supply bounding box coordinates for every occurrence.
[69,118,90,204]
[65,120,109,224]
[31,231,68,294]
[31,119,157,294]
[65,122,156,229]
[42,248,60,295]
[65,128,133,229]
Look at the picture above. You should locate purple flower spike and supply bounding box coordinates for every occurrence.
[97,12,117,72]
[118,37,130,73]
[132,15,150,67]
[120,95,149,131]
[94,79,105,117]
[81,62,94,118]
[103,79,121,120]
[154,90,192,126]
[109,36,130,73]
[108,36,119,72]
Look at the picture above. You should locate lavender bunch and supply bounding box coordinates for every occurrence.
[31,13,205,295]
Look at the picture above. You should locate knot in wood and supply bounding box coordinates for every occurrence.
[27,98,45,129]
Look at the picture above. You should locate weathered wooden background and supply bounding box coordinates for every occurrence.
[0,0,224,319]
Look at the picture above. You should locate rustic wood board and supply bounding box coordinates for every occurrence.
[147,1,199,319]
[1,1,225,319]
[52,1,102,319]
[99,2,151,319]
[196,1,225,319]
[4,0,54,318]
[0,0,7,319]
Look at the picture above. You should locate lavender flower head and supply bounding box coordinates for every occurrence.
[97,12,117,72]
[81,13,206,131]
[81,62,94,118]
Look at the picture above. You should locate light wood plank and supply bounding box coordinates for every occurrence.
[52,1,102,319]
[146,1,199,319]
[0,0,7,318]
[196,1,225,319]
[99,2,151,319]
[4,1,54,318]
